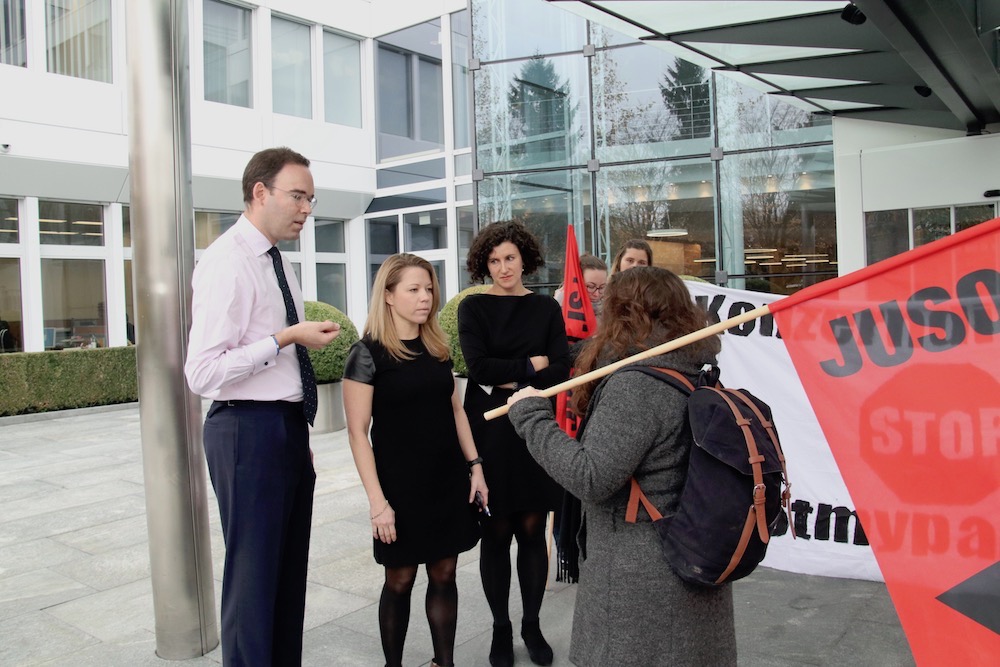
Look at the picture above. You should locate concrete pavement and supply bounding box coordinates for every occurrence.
[0,403,914,666]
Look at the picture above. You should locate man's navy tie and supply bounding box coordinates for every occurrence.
[267,246,318,425]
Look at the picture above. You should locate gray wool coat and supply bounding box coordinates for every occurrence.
[509,346,737,667]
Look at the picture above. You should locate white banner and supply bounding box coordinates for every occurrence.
[685,281,883,581]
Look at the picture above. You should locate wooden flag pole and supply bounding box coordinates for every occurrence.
[484,304,772,421]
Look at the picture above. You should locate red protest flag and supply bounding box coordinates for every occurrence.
[769,217,1000,666]
[556,225,597,438]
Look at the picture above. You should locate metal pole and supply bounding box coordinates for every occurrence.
[125,0,218,658]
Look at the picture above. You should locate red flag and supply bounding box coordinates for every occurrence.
[770,217,1000,666]
[556,225,597,438]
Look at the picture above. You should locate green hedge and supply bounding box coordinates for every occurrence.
[0,347,138,417]
[304,301,360,383]
[438,285,490,377]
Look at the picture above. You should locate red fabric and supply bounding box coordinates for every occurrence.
[556,226,597,437]
[770,216,1000,665]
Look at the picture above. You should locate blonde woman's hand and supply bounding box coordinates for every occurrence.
[370,500,396,544]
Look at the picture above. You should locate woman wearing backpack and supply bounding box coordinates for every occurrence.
[506,266,736,666]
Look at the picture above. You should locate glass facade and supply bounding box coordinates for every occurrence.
[1,0,26,67]
[1,197,18,243]
[41,258,106,349]
[0,257,22,352]
[204,0,252,107]
[324,31,362,127]
[39,201,104,246]
[866,204,996,264]
[45,0,111,82]
[272,16,312,118]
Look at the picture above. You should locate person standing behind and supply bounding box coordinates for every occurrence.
[552,254,608,321]
[505,267,736,666]
[342,254,487,667]
[185,147,340,666]
[458,221,570,667]
[610,238,652,274]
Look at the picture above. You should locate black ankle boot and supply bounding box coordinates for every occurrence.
[489,621,514,667]
[521,619,553,666]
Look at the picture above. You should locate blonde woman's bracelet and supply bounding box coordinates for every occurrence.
[370,501,390,521]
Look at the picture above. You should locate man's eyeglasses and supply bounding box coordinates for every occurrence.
[270,186,318,210]
[586,283,607,295]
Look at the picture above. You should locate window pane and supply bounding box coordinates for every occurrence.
[913,207,950,247]
[122,205,131,247]
[865,209,908,265]
[956,204,996,232]
[404,209,447,251]
[0,257,22,352]
[324,31,361,127]
[367,216,398,291]
[195,210,240,249]
[430,260,446,310]
[471,0,586,61]
[272,16,311,118]
[377,20,444,161]
[317,263,347,313]
[0,197,18,243]
[42,258,106,349]
[716,73,832,151]
[124,258,135,344]
[458,205,474,288]
[204,0,252,107]
[46,0,111,82]
[719,146,838,294]
[39,200,104,246]
[452,9,472,149]
[476,54,590,172]
[478,170,592,288]
[1,0,27,67]
[315,218,345,253]
[594,47,712,162]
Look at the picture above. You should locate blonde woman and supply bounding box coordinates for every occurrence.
[344,254,488,667]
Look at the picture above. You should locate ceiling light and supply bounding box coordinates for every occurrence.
[646,228,688,238]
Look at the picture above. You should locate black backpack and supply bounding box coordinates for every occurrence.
[623,366,793,587]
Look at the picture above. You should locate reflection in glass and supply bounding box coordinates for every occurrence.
[593,47,711,162]
[315,218,345,253]
[377,20,445,161]
[597,160,715,278]
[39,201,104,247]
[367,216,399,291]
[41,258,106,349]
[404,209,447,251]
[715,73,831,151]
[124,259,135,344]
[272,16,312,118]
[430,260,446,310]
[720,146,837,293]
[0,197,18,243]
[195,211,240,249]
[476,55,589,172]
[324,31,362,127]
[913,207,950,247]
[955,204,995,232]
[452,9,472,149]
[865,209,908,264]
[2,0,27,67]
[46,0,111,82]
[122,206,131,247]
[458,205,474,288]
[471,0,585,62]
[317,263,347,313]
[478,170,591,287]
[0,257,22,352]
[203,0,252,107]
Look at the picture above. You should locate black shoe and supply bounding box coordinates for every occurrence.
[489,621,514,667]
[521,619,553,666]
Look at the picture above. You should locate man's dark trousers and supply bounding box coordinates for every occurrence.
[203,401,316,666]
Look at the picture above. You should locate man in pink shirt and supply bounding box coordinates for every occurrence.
[185,147,339,666]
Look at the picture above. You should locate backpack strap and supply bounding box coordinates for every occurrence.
[622,366,698,524]
[729,389,796,539]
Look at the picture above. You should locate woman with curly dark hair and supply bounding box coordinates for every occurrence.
[458,220,570,667]
[506,267,735,666]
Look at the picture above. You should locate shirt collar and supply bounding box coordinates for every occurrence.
[235,214,275,258]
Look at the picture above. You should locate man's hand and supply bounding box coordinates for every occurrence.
[277,321,341,350]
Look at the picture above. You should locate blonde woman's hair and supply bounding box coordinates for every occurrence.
[365,253,450,362]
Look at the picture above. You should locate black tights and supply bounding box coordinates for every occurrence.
[479,511,549,626]
[380,556,459,667]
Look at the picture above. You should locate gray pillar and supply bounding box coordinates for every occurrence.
[125,0,219,659]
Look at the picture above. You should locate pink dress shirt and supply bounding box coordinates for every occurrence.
[185,215,305,402]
